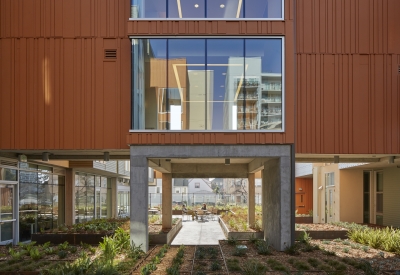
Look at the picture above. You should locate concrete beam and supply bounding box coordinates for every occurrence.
[295,158,380,163]
[148,159,171,173]
[248,158,271,173]
[130,145,292,158]
[171,163,248,178]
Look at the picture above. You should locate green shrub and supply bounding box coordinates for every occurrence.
[58,241,69,251]
[298,230,312,244]
[290,259,311,271]
[226,258,241,271]
[211,261,221,271]
[243,260,268,275]
[227,236,238,245]
[57,250,68,259]
[307,257,321,268]
[128,242,145,259]
[8,248,23,264]
[267,258,289,272]
[29,246,42,260]
[256,240,271,255]
[99,236,117,265]
[284,244,299,255]
[232,246,247,256]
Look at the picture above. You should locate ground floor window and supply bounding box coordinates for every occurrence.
[118,179,130,218]
[19,162,65,242]
[75,173,111,223]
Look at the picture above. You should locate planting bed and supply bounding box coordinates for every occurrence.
[220,238,400,275]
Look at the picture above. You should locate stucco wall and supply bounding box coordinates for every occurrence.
[339,169,363,223]
[383,167,400,228]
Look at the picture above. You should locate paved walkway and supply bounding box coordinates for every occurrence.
[171,215,226,245]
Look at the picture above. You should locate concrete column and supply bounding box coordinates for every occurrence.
[248,173,255,227]
[130,156,149,252]
[65,168,75,226]
[110,178,118,218]
[263,157,292,251]
[162,173,172,229]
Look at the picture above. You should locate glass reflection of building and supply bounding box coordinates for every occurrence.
[132,38,283,131]
[19,162,65,242]
[75,173,111,224]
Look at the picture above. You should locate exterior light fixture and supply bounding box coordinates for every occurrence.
[104,152,110,161]
[220,4,225,8]
[334,155,339,163]
[225,158,230,165]
[42,152,50,162]
[318,186,323,190]
[194,4,199,8]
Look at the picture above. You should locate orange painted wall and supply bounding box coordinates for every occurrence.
[295,0,400,154]
[295,178,313,215]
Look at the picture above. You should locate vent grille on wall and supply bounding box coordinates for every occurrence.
[104,49,117,59]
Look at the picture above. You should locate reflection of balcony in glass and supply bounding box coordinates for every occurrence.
[259,73,282,130]
[235,76,260,130]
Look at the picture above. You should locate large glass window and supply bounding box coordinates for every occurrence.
[130,0,283,19]
[19,162,65,242]
[132,38,284,131]
[75,174,111,223]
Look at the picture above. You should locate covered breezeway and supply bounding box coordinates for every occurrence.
[129,145,295,252]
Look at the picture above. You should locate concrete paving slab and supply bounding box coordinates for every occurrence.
[171,216,226,245]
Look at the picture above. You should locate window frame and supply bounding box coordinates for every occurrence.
[129,36,286,133]
[129,0,285,20]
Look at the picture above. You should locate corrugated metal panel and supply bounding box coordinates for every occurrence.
[127,132,293,145]
[127,20,287,36]
[296,0,400,154]
[382,167,400,228]
[0,0,129,39]
[296,0,400,54]
[0,37,131,150]
[296,53,400,154]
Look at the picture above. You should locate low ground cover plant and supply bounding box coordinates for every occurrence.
[333,221,400,254]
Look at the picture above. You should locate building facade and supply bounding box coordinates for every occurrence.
[1,0,399,250]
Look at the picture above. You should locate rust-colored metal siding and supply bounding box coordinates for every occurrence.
[296,0,400,154]
[0,0,131,150]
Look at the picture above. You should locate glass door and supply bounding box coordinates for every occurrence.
[325,172,335,223]
[0,185,14,244]
[375,172,383,225]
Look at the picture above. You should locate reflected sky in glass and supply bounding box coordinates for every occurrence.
[131,0,282,18]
